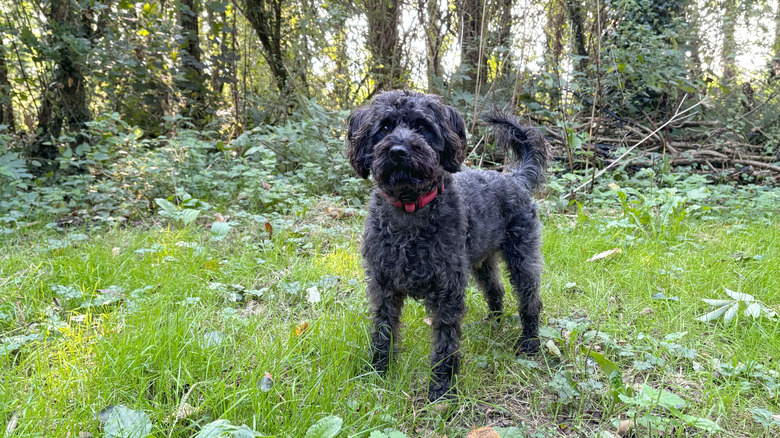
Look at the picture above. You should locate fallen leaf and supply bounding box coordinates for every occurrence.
[306,286,321,303]
[465,427,500,438]
[295,321,310,337]
[111,247,121,256]
[265,222,273,239]
[5,411,20,435]
[325,206,343,218]
[261,179,271,190]
[423,317,433,326]
[214,213,226,222]
[201,260,220,271]
[587,248,622,262]
[616,419,635,436]
[544,339,561,357]
[173,402,197,420]
[639,307,654,316]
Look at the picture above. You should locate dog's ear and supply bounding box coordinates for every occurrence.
[440,104,467,173]
[346,106,374,179]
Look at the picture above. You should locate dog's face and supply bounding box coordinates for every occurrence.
[346,91,466,202]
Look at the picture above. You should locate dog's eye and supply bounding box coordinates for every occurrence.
[414,123,427,134]
[380,123,393,135]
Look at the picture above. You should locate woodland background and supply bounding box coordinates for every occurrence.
[0,0,779,221]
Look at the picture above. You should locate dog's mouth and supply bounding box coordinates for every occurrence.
[372,146,439,202]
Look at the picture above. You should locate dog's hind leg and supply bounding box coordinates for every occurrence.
[472,253,505,321]
[369,286,404,373]
[501,209,543,354]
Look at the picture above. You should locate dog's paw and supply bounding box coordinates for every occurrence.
[428,381,457,403]
[516,336,540,355]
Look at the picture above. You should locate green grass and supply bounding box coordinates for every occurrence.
[1,208,779,437]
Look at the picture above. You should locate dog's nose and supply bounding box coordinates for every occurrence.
[389,146,409,163]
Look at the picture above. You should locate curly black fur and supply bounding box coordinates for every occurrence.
[346,90,548,402]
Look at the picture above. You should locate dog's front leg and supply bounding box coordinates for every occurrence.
[427,288,466,401]
[368,284,404,373]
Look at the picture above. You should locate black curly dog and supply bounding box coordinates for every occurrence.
[346,90,548,401]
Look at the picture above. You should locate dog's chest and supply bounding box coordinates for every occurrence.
[363,214,466,299]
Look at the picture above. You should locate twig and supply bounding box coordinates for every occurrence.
[565,96,703,198]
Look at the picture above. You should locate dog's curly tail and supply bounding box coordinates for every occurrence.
[481,111,550,192]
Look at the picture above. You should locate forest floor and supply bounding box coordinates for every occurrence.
[1,202,779,437]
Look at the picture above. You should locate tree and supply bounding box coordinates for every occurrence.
[177,0,209,125]
[364,0,403,94]
[459,0,487,90]
[32,0,92,165]
[417,0,454,92]
[565,0,588,72]
[242,0,295,97]
[0,37,15,131]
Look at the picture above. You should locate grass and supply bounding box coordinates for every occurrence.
[1,205,779,437]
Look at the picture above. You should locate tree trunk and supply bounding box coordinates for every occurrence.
[721,1,737,82]
[364,0,402,94]
[417,0,453,92]
[459,0,486,91]
[243,0,293,97]
[0,40,15,132]
[495,0,514,77]
[771,0,780,79]
[32,0,91,165]
[565,0,588,72]
[178,0,209,125]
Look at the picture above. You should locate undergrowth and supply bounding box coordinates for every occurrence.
[1,196,778,436]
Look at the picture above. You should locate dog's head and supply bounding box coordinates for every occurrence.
[346,90,466,202]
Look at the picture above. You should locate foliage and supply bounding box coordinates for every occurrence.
[697,288,778,325]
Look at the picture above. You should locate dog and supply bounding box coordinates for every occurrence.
[346,90,548,401]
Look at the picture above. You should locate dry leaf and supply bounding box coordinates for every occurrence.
[465,427,500,438]
[111,247,121,256]
[616,419,635,436]
[201,259,220,271]
[174,402,197,420]
[639,307,654,316]
[544,339,561,356]
[214,213,226,222]
[423,317,433,326]
[306,286,321,303]
[294,321,310,337]
[261,179,271,190]
[265,222,273,238]
[587,248,622,262]
[608,183,621,190]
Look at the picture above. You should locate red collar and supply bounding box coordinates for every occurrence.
[381,183,444,213]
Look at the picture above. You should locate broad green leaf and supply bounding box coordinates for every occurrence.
[662,331,688,342]
[749,408,780,427]
[210,221,232,240]
[304,416,342,438]
[195,419,256,438]
[493,426,525,438]
[581,346,618,378]
[696,304,731,322]
[100,405,152,438]
[671,410,723,432]
[154,198,178,215]
[621,384,685,410]
[181,209,201,226]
